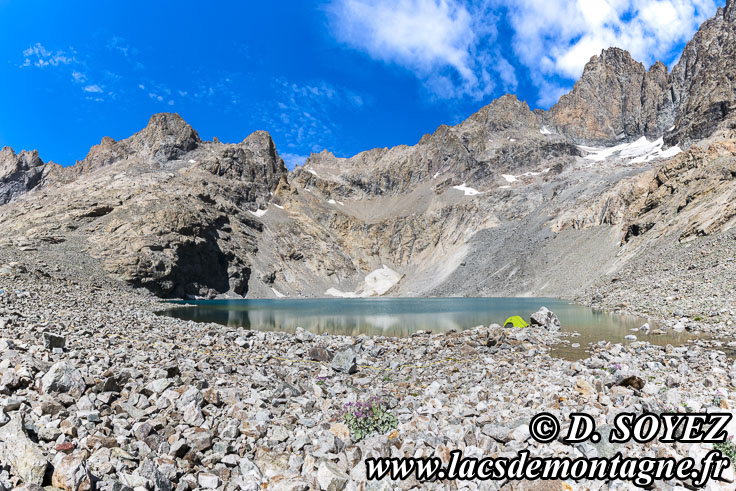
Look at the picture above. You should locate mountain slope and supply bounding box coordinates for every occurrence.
[0,5,735,303]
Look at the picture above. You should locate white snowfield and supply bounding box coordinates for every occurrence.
[271,287,286,298]
[327,199,345,206]
[325,265,402,298]
[307,168,319,177]
[501,168,550,185]
[273,203,284,209]
[540,126,552,135]
[452,183,483,196]
[579,137,681,164]
[249,209,267,217]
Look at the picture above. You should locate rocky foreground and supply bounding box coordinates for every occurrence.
[2,260,736,491]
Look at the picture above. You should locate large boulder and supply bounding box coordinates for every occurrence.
[40,361,86,397]
[330,347,357,374]
[0,414,48,485]
[51,452,94,491]
[529,307,561,331]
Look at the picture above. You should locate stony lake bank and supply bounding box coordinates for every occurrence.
[3,256,736,491]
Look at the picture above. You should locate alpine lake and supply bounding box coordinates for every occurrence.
[157,297,700,361]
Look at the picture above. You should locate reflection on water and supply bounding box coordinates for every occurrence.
[158,297,698,358]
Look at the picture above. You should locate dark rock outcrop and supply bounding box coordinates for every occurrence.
[546,48,672,143]
[0,147,47,204]
[666,2,736,147]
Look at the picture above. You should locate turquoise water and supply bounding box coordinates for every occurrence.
[158,297,696,357]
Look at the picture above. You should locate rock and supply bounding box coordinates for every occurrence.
[40,361,86,397]
[316,461,350,491]
[329,423,350,441]
[197,473,221,489]
[52,452,94,491]
[238,456,263,482]
[330,347,357,374]
[529,307,561,331]
[308,346,333,363]
[42,331,66,350]
[0,414,48,485]
[267,475,310,491]
[624,334,637,341]
[619,376,646,390]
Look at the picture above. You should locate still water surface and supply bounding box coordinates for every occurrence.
[159,297,698,359]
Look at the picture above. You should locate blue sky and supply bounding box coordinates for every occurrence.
[0,0,725,168]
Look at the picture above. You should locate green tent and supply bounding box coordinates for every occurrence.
[503,315,529,328]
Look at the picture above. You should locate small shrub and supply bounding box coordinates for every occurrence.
[341,397,398,441]
[715,438,736,466]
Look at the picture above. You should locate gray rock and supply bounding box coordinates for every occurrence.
[0,414,48,485]
[197,474,220,489]
[42,331,66,350]
[330,347,357,374]
[529,307,561,331]
[317,460,349,491]
[40,361,86,398]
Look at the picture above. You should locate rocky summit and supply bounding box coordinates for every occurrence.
[1,4,736,491]
[1,6,735,304]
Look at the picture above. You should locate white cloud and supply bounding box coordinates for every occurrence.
[498,0,721,105]
[328,0,514,99]
[71,71,86,83]
[84,85,103,93]
[20,43,76,68]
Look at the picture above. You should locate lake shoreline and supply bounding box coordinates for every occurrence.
[2,254,736,489]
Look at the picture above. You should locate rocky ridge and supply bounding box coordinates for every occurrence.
[0,5,734,304]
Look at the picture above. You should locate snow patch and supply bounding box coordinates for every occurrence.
[271,287,286,298]
[579,137,681,164]
[188,159,197,164]
[668,126,676,131]
[501,174,518,183]
[499,185,511,189]
[540,126,552,135]
[307,168,319,177]
[328,199,345,206]
[452,183,483,195]
[273,204,284,209]
[249,209,267,217]
[324,265,402,298]
[324,288,358,298]
[433,171,442,179]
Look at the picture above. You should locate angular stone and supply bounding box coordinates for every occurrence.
[42,331,66,350]
[0,414,48,485]
[317,460,349,491]
[197,473,221,489]
[41,361,86,398]
[330,347,357,374]
[52,451,94,491]
[529,307,561,331]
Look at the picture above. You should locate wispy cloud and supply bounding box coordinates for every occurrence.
[84,84,104,93]
[20,43,76,68]
[327,0,516,100]
[107,36,137,58]
[262,79,366,156]
[497,0,722,106]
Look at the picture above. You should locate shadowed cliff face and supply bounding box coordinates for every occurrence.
[0,113,287,298]
[0,6,735,300]
[0,147,50,205]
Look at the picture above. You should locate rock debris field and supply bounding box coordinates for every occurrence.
[3,260,736,491]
